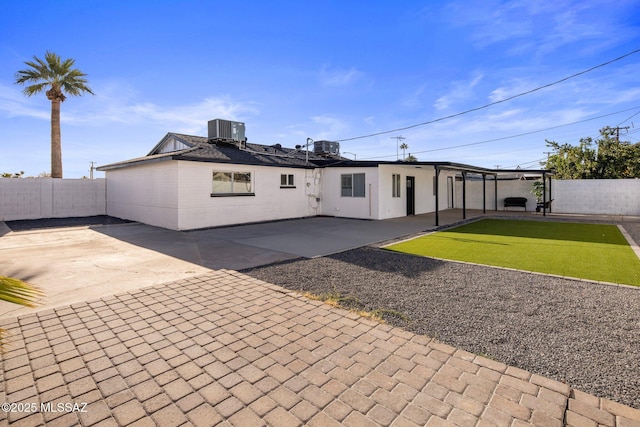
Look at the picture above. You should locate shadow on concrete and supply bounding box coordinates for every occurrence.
[87,223,298,271]
[5,215,133,232]
[83,216,442,271]
[0,222,11,237]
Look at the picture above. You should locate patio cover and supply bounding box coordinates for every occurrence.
[429,162,553,226]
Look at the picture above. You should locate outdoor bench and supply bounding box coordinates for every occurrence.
[536,199,553,213]
[503,197,528,211]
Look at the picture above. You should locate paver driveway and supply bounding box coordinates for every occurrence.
[2,271,640,426]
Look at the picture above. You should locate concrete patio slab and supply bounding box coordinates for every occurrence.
[3,211,639,320]
[202,216,437,258]
[2,271,639,426]
[0,216,438,319]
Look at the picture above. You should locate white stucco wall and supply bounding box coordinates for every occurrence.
[552,179,640,215]
[435,170,458,213]
[175,161,318,230]
[0,178,106,221]
[104,161,321,230]
[105,161,180,229]
[376,165,454,219]
[320,167,380,219]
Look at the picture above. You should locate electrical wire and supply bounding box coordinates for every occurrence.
[337,48,640,142]
[616,109,640,127]
[358,105,640,160]
[503,157,547,169]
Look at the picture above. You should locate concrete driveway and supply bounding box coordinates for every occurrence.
[0,216,435,319]
[3,217,640,426]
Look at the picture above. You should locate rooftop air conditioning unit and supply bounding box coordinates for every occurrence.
[208,119,246,143]
[313,140,340,156]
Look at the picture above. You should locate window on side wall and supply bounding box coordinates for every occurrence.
[280,174,295,188]
[341,173,365,197]
[211,171,254,196]
[392,174,401,198]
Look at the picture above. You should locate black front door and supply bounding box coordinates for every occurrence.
[406,176,415,215]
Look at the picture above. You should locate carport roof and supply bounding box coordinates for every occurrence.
[316,159,552,176]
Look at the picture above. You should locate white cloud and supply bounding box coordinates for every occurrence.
[113,97,259,134]
[1,81,260,135]
[363,116,376,126]
[0,83,50,120]
[320,65,364,87]
[489,78,540,102]
[434,72,484,110]
[311,114,349,140]
[441,0,630,56]
[401,85,429,108]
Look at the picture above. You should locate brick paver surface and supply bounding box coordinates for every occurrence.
[1,270,639,426]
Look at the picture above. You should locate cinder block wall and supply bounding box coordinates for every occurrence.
[456,179,536,211]
[0,178,106,221]
[552,179,640,215]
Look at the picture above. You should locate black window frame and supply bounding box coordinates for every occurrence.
[280,173,295,188]
[211,171,254,197]
[341,173,365,198]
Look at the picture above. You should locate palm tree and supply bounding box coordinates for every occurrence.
[399,143,409,159]
[15,51,94,178]
[0,276,42,351]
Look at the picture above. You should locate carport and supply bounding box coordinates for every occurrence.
[431,163,553,226]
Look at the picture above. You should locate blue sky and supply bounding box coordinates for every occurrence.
[1,1,639,178]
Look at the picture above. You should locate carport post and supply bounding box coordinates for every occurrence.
[543,172,547,216]
[482,173,486,213]
[462,171,467,219]
[549,176,552,213]
[494,175,498,211]
[435,166,439,226]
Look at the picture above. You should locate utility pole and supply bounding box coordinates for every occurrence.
[390,136,405,160]
[612,126,630,143]
[89,161,96,179]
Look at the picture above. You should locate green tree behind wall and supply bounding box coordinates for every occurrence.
[544,126,640,179]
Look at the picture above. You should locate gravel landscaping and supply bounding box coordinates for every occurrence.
[243,223,640,410]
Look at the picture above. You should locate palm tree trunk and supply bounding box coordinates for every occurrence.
[50,99,62,178]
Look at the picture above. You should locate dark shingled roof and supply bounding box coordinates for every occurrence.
[98,133,343,171]
[97,132,554,176]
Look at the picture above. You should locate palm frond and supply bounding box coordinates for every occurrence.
[0,276,43,351]
[14,51,94,97]
[0,276,43,308]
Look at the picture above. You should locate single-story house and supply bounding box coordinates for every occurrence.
[97,119,552,230]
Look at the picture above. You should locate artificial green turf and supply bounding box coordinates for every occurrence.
[386,219,640,286]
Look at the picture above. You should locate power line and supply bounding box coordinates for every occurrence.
[503,157,547,169]
[337,48,640,142]
[616,109,640,127]
[359,105,640,160]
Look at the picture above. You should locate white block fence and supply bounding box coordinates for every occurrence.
[0,178,106,221]
[455,178,640,216]
[552,179,640,216]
